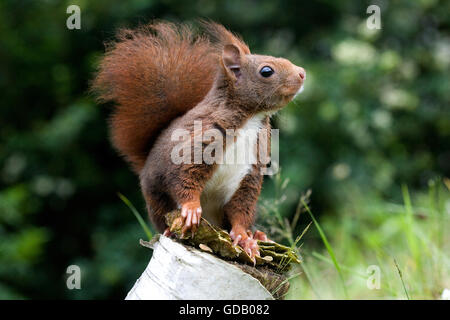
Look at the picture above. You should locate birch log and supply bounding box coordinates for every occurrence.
[125,235,274,300]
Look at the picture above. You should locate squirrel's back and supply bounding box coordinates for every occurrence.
[92,22,230,172]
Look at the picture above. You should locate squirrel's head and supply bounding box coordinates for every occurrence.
[220,43,306,113]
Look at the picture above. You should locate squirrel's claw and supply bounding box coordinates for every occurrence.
[241,237,260,265]
[231,233,242,247]
[180,201,202,238]
[163,227,175,238]
[230,227,260,263]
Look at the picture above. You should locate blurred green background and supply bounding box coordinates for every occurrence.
[0,0,449,299]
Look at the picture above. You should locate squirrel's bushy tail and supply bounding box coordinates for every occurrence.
[92,22,219,172]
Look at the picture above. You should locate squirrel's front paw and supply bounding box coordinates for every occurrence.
[230,227,260,264]
[180,200,202,236]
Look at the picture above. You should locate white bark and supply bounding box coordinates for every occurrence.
[125,235,274,300]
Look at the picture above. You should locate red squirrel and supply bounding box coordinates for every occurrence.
[92,21,305,261]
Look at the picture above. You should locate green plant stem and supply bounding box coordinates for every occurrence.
[301,199,348,299]
[118,193,153,241]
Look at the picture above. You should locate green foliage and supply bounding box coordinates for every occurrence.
[282,180,450,299]
[0,0,448,299]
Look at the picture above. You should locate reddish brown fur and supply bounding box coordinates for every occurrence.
[92,21,305,260]
[93,22,221,172]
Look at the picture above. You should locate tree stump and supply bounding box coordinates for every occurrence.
[125,235,277,300]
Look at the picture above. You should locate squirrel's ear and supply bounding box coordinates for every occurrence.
[222,44,242,80]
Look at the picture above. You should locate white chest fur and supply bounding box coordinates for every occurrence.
[201,114,264,226]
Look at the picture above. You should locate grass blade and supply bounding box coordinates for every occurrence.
[271,272,302,297]
[312,251,367,278]
[394,258,411,300]
[118,192,153,241]
[301,199,348,298]
[293,221,312,248]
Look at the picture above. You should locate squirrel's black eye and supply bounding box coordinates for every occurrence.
[260,66,274,77]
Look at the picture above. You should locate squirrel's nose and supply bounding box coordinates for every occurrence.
[298,68,306,80]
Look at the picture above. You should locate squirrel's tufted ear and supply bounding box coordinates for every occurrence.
[222,44,242,81]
